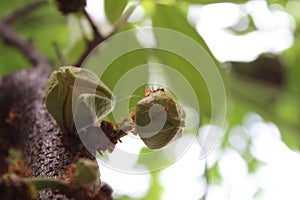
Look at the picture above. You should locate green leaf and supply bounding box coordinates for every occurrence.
[83,31,149,122]
[65,37,86,65]
[150,50,211,117]
[248,158,264,174]
[104,0,128,24]
[207,162,222,185]
[137,147,170,171]
[178,0,248,4]
[151,0,177,5]
[114,195,134,200]
[141,0,156,17]
[101,49,148,107]
[267,0,288,6]
[13,3,69,66]
[0,40,30,77]
[0,1,51,76]
[141,171,164,200]
[230,74,300,149]
[151,3,225,119]
[0,0,31,18]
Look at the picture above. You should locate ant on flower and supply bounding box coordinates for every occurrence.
[130,86,168,131]
[144,86,165,97]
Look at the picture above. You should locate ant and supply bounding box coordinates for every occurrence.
[144,86,165,97]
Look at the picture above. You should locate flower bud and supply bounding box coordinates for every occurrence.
[46,66,115,134]
[135,93,186,149]
[75,159,100,188]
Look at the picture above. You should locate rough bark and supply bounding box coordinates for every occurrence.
[0,63,95,199]
[0,2,118,199]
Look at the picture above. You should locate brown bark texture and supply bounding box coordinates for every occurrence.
[0,64,98,199]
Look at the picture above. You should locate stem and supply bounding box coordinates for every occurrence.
[0,21,50,66]
[3,0,47,24]
[0,0,50,66]
[83,10,102,40]
[74,2,138,67]
[106,2,138,38]
[74,10,106,67]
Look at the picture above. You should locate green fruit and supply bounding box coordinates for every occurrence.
[135,93,186,149]
[45,66,115,134]
[75,159,100,188]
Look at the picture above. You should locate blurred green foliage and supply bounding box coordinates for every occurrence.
[1,0,300,200]
[104,0,128,24]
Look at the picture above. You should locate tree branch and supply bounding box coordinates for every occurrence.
[83,9,102,40]
[74,10,106,67]
[106,3,137,38]
[2,0,47,24]
[0,64,111,199]
[0,21,50,66]
[0,0,50,66]
[74,3,138,67]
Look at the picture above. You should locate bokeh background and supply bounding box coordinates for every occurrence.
[1,0,300,200]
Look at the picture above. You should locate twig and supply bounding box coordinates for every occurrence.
[74,10,106,67]
[53,42,65,66]
[73,35,105,68]
[83,9,101,40]
[106,3,138,38]
[0,21,50,66]
[3,0,47,24]
[74,3,138,67]
[0,0,50,66]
